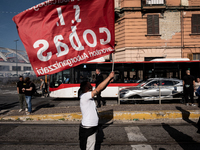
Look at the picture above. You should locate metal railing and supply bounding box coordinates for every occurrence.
[0,75,40,87]
[142,0,165,6]
[118,85,183,104]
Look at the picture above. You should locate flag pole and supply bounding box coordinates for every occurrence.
[112,52,115,72]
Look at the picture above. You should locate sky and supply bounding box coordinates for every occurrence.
[0,0,45,51]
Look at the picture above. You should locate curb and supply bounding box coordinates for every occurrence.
[1,110,200,121]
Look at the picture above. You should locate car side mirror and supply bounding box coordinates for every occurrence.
[144,86,148,89]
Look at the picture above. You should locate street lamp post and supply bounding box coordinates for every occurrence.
[14,40,19,76]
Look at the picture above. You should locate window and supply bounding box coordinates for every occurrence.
[147,15,159,34]
[0,65,9,71]
[193,53,200,60]
[146,80,159,87]
[24,66,31,71]
[192,14,200,33]
[173,81,179,85]
[63,70,70,83]
[50,72,63,87]
[161,80,174,86]
[146,0,164,5]
[12,66,21,71]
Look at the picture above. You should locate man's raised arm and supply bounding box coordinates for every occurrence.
[92,72,114,98]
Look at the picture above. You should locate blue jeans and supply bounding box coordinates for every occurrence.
[25,96,32,112]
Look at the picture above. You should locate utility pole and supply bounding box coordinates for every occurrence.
[14,39,19,76]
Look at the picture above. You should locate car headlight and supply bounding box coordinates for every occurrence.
[120,89,129,94]
[119,89,130,98]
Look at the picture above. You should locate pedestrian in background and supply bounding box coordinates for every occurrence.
[78,71,114,150]
[195,77,200,107]
[22,77,34,115]
[95,69,106,108]
[183,70,196,106]
[40,78,45,98]
[195,77,200,90]
[17,76,28,112]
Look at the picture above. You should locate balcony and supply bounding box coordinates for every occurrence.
[142,0,166,12]
[142,0,165,6]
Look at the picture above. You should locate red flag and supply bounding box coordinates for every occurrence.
[13,0,115,77]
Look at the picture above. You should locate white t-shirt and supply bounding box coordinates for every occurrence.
[195,82,200,89]
[80,92,99,127]
[41,80,45,88]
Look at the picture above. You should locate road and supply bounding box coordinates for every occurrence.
[0,86,117,112]
[0,86,80,112]
[1,86,200,150]
[0,121,200,150]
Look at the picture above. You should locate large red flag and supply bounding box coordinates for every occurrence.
[13,0,115,77]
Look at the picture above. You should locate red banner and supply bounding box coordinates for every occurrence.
[13,0,115,77]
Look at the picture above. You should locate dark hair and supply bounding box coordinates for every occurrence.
[19,76,23,78]
[78,81,89,98]
[96,68,101,72]
[25,77,30,83]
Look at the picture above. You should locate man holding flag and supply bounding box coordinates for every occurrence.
[78,71,114,150]
[13,1,115,149]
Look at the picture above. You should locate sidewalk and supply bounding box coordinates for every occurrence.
[1,102,200,122]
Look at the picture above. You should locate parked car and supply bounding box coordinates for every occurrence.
[119,78,183,101]
[12,74,18,77]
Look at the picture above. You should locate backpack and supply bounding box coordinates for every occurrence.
[29,82,36,95]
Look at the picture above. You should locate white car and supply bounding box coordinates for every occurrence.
[120,78,183,101]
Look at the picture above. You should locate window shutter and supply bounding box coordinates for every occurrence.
[147,15,153,34]
[198,15,200,33]
[147,15,159,34]
[192,14,200,33]
[192,14,197,33]
[154,15,159,34]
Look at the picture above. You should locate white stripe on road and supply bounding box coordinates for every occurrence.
[1,90,17,94]
[125,127,153,150]
[131,144,153,150]
[125,127,147,141]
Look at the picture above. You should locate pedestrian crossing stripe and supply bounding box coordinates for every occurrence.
[131,144,153,150]
[125,127,153,150]
[125,127,147,141]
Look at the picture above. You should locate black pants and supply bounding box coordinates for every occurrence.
[79,125,98,150]
[42,88,45,96]
[97,92,105,106]
[184,87,194,103]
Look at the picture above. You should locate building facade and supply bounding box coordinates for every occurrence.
[0,47,34,77]
[115,0,200,61]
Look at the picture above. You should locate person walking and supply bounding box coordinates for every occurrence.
[40,78,45,98]
[95,69,105,108]
[22,77,34,115]
[183,70,196,106]
[195,77,200,89]
[195,77,200,107]
[78,71,114,150]
[17,76,28,112]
